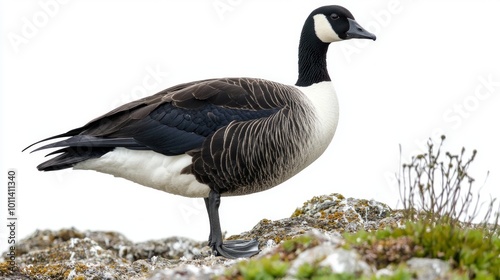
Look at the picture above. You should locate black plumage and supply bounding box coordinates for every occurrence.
[27,78,283,163]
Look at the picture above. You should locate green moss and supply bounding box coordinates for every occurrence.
[281,235,315,253]
[382,267,413,280]
[296,262,339,279]
[343,221,500,278]
[222,228,483,279]
[221,255,289,280]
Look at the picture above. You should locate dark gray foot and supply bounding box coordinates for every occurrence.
[205,191,260,259]
[213,239,260,259]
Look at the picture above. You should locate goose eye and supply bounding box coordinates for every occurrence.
[330,13,339,20]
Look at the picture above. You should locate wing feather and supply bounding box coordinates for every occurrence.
[26,78,290,171]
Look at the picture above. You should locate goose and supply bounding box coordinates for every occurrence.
[24,5,375,259]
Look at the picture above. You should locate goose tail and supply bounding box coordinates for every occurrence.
[26,134,145,171]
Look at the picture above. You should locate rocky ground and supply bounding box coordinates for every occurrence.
[0,193,453,279]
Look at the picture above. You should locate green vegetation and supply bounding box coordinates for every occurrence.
[345,136,500,278]
[227,255,289,280]
[220,236,318,279]
[345,222,500,277]
[220,136,499,279]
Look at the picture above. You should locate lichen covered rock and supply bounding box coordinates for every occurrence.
[0,229,216,279]
[0,193,482,279]
[3,237,132,279]
[229,193,401,249]
[291,193,395,232]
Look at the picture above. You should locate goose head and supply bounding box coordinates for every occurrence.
[296,5,375,86]
[309,5,376,43]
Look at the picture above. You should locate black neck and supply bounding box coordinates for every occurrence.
[295,20,331,87]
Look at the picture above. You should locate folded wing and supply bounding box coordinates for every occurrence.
[26,78,284,171]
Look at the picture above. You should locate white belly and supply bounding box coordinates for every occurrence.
[74,147,211,198]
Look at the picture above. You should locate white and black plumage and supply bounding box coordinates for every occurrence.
[25,5,375,258]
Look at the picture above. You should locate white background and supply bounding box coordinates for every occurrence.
[1,0,500,254]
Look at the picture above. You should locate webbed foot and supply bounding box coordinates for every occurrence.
[205,191,260,259]
[213,239,259,259]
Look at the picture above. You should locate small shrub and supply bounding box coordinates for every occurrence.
[345,136,500,278]
[396,135,499,231]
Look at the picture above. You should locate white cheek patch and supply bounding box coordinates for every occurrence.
[313,14,341,43]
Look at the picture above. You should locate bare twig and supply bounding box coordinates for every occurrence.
[396,136,499,233]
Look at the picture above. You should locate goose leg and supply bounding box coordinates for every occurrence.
[204,190,259,258]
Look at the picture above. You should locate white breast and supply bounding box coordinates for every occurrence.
[296,81,339,165]
[75,148,211,198]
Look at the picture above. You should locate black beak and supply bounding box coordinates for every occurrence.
[346,18,376,40]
